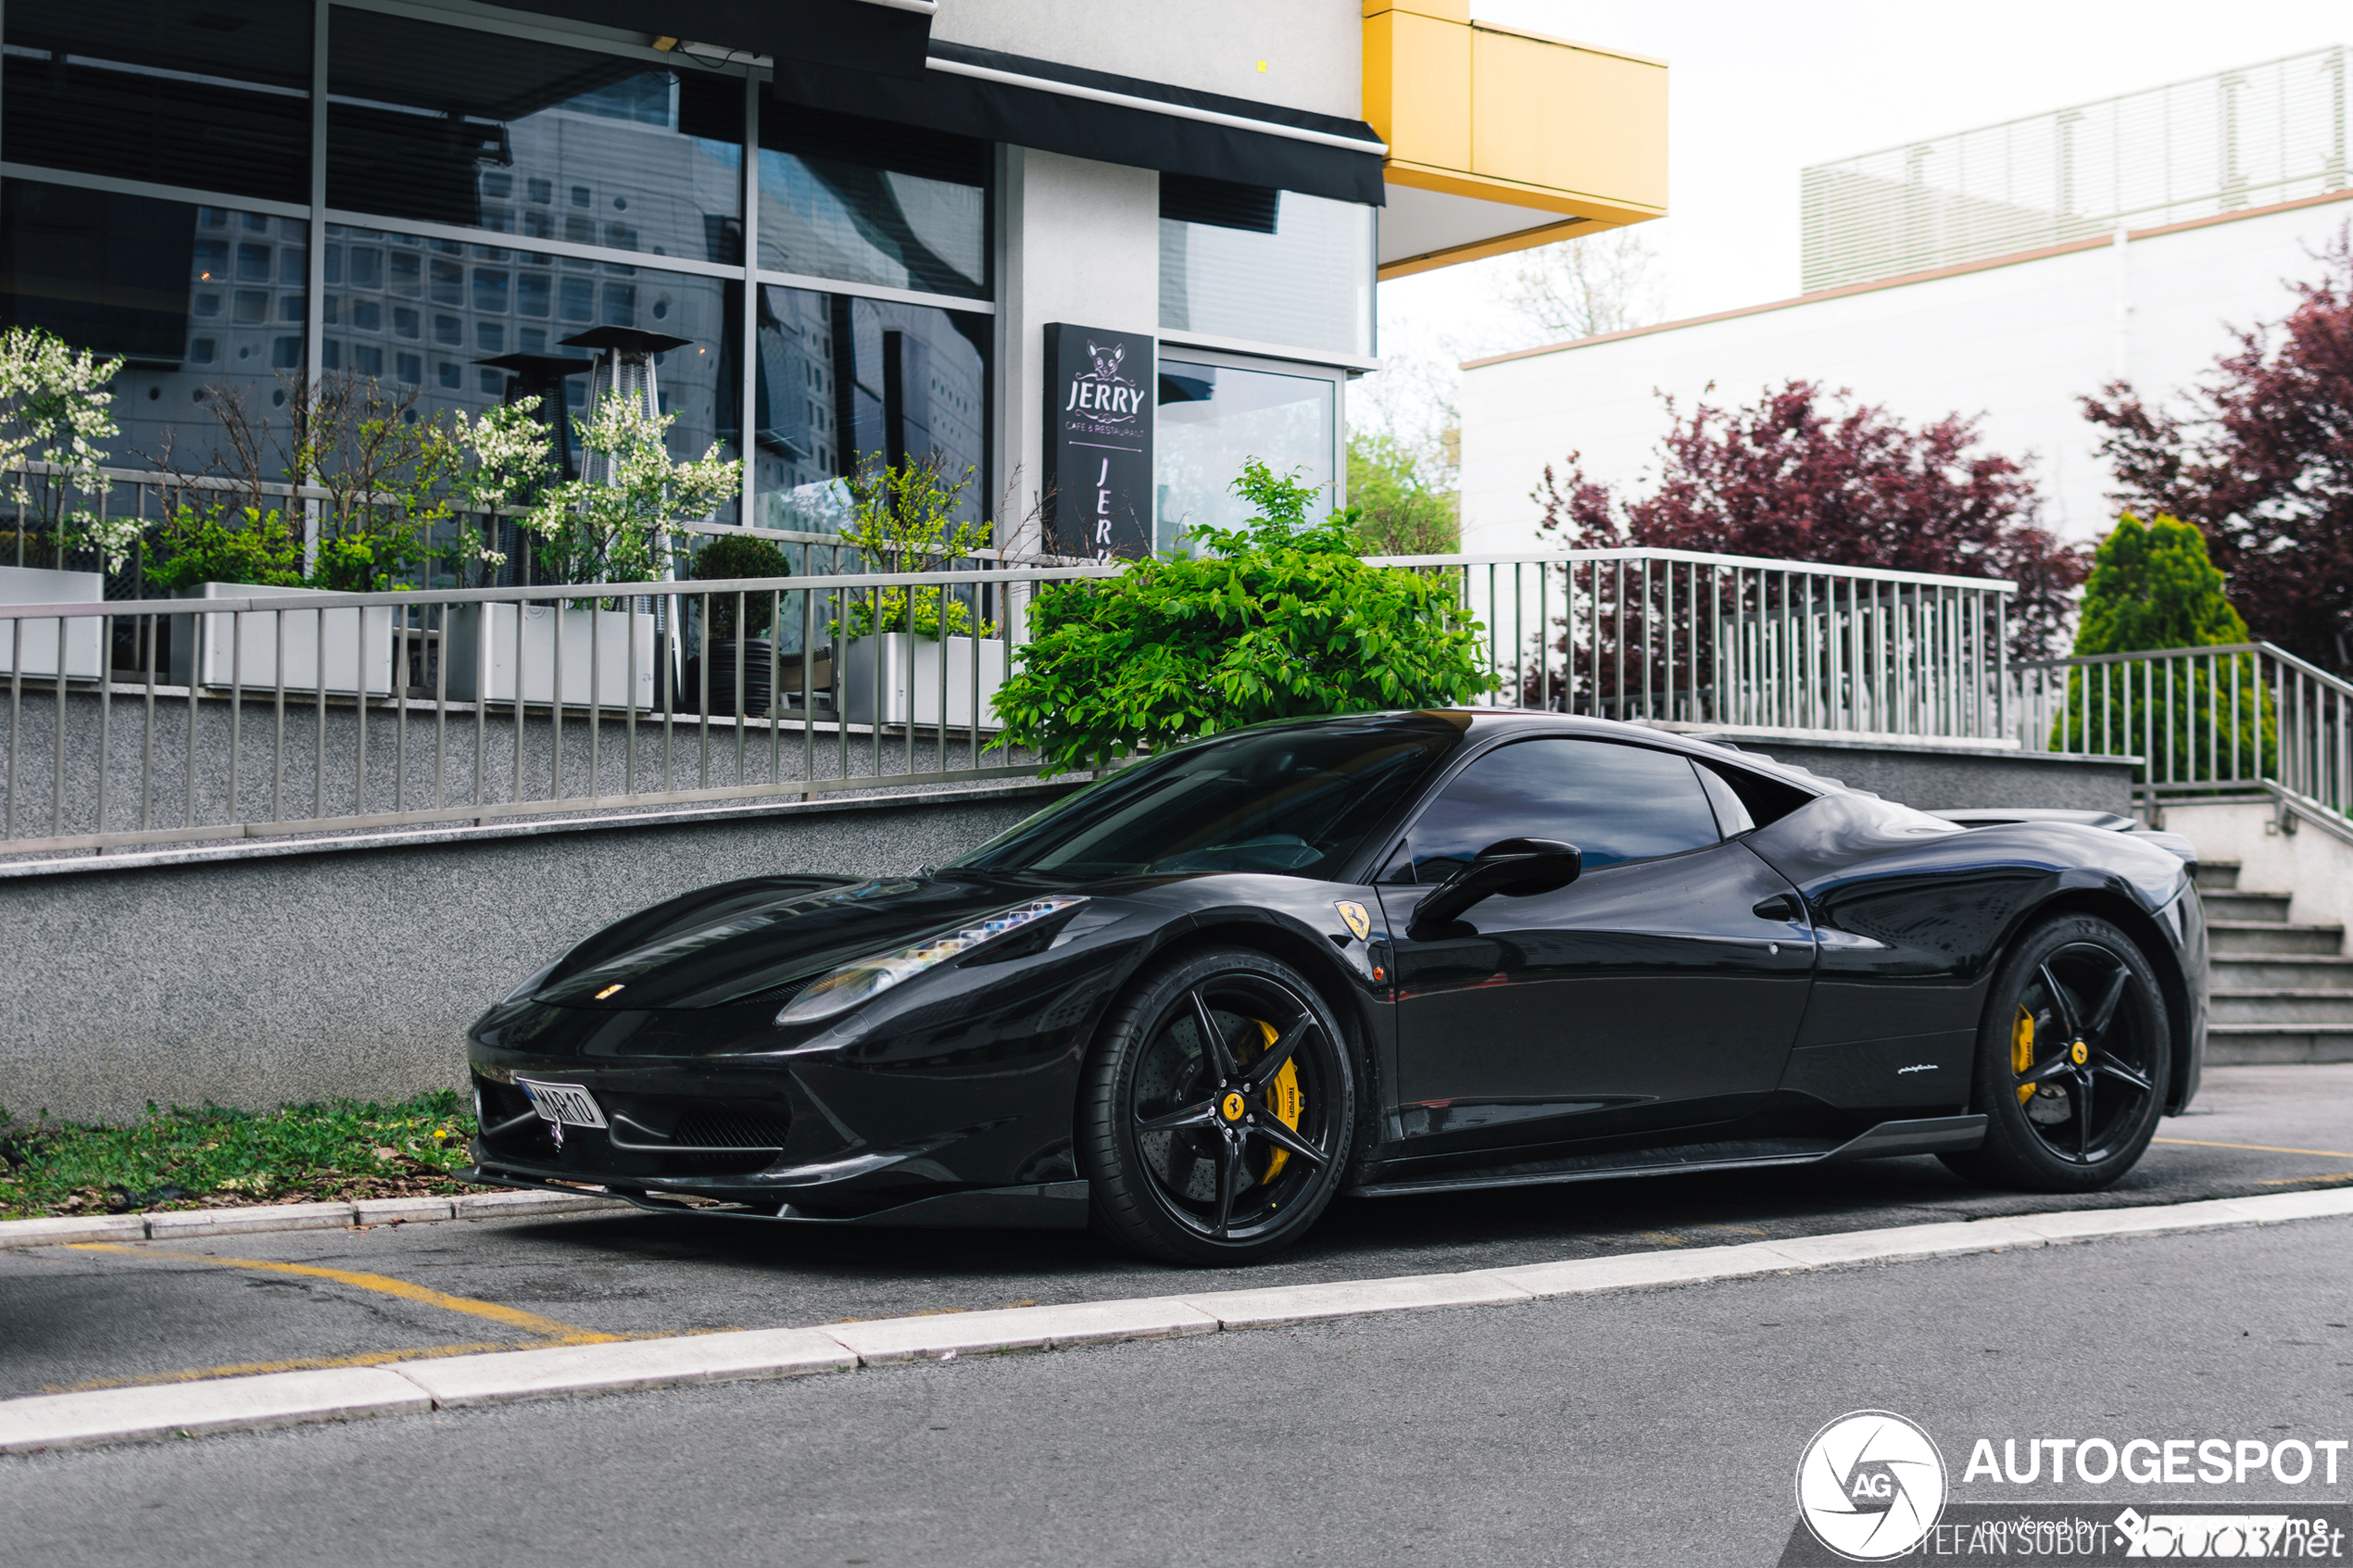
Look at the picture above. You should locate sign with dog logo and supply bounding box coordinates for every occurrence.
[1043,322,1153,561]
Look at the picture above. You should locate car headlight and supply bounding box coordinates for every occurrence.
[776,897,1088,1025]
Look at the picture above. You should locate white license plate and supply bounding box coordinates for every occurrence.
[518,1078,607,1129]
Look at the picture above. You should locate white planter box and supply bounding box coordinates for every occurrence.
[840,634,1007,729]
[444,601,658,709]
[170,583,395,695]
[0,565,107,679]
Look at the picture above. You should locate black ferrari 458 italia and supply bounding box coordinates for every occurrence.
[465,710,2208,1264]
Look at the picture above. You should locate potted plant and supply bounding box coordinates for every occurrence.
[0,326,128,681]
[682,532,799,718]
[833,455,1005,730]
[447,392,738,710]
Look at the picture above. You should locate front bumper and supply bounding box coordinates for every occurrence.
[459,1165,1091,1229]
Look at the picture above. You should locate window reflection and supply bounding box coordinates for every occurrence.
[4,0,311,204]
[1160,177,1373,356]
[1154,358,1336,552]
[758,104,987,300]
[752,284,988,532]
[325,7,742,264]
[0,180,302,468]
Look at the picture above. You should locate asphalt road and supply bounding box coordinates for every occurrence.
[4,1066,2352,1403]
[5,1212,2350,1567]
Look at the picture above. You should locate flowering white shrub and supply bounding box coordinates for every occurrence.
[0,328,131,568]
[524,394,739,586]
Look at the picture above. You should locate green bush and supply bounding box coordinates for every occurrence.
[693,532,793,638]
[991,460,1496,774]
[141,502,307,593]
[1347,432,1459,556]
[2055,512,2274,783]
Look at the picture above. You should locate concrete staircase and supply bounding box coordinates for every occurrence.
[2199,859,2353,1063]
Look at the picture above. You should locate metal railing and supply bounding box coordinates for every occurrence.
[0,565,1117,858]
[1373,548,2019,742]
[2012,641,2353,822]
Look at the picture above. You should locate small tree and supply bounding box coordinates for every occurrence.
[524,394,738,587]
[691,532,792,640]
[2082,227,2353,673]
[836,454,992,638]
[1536,380,2087,659]
[1347,432,1458,556]
[0,327,131,569]
[991,461,1496,774]
[2056,513,2273,782]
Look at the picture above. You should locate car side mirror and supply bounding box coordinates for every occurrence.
[1409,838,1582,937]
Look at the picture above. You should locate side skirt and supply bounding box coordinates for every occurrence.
[1345,1115,1987,1199]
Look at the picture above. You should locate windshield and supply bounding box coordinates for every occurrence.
[951,714,1470,882]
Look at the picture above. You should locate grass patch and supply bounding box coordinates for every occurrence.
[0,1091,477,1221]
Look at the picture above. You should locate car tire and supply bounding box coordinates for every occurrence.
[1079,945,1363,1266]
[1940,913,2171,1193]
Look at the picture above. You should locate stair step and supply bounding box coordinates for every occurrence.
[2205,1023,2353,1065]
[2211,955,2353,989]
[2208,920,2346,956]
[2201,890,2296,922]
[2194,860,2243,893]
[2210,989,2353,1025]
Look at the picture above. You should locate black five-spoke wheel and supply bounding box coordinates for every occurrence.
[1944,913,2171,1192]
[1081,946,1360,1264]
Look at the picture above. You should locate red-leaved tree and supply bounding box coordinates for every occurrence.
[1535,381,2086,658]
[2082,228,2353,673]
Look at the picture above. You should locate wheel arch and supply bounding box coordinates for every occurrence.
[1101,913,1389,1181]
[2005,887,2196,1114]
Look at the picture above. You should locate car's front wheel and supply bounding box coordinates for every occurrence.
[1942,913,2171,1192]
[1079,945,1361,1265]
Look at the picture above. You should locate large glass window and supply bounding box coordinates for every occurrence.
[1154,357,1339,552]
[0,179,303,468]
[326,7,743,261]
[4,0,312,204]
[757,103,987,300]
[753,284,988,532]
[1159,176,1372,356]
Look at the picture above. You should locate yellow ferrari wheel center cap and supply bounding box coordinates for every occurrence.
[2070,1040,2089,1065]
[1220,1091,1248,1123]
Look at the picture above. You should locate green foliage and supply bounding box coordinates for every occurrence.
[0,1091,476,1219]
[2055,513,2275,782]
[1347,432,1459,556]
[140,503,306,593]
[526,394,740,588]
[992,459,1497,774]
[693,532,793,638]
[836,455,995,639]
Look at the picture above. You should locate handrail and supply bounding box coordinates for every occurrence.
[1366,546,2017,594]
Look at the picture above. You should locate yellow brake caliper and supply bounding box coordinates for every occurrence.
[2013,1004,2037,1105]
[1252,1019,1304,1184]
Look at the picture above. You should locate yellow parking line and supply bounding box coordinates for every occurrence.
[69,1243,619,1345]
[2154,1137,2353,1159]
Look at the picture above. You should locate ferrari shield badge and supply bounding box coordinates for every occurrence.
[1335,900,1373,942]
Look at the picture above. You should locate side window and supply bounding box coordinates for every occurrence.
[1392,739,1723,883]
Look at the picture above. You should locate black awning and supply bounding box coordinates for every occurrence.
[477,0,932,77]
[772,43,1385,207]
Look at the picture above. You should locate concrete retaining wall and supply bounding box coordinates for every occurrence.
[0,783,1076,1124]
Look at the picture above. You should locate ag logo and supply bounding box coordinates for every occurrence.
[1795,1410,1946,1562]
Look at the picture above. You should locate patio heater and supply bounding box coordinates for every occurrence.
[558,325,696,706]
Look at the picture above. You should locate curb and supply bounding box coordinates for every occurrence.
[0,1189,624,1248]
[6,1186,2351,1456]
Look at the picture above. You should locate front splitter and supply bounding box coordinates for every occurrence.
[459,1166,1092,1230]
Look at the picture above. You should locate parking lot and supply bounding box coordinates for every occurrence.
[5,1064,2349,1402]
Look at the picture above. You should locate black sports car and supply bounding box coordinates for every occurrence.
[465,710,2208,1264]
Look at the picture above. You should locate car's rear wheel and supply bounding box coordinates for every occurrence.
[1079,946,1360,1265]
[1941,913,2171,1192]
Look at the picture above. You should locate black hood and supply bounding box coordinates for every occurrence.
[530,872,1058,1011]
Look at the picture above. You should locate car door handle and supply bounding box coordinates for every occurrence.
[1752,893,1805,922]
